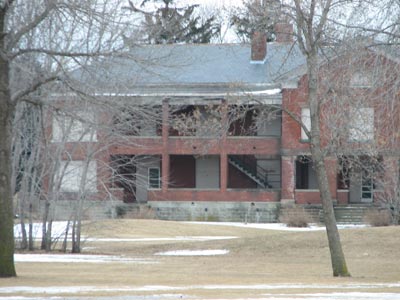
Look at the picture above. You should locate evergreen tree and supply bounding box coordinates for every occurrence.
[230,0,281,42]
[126,0,220,44]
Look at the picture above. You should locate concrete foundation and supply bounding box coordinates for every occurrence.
[148,201,280,222]
[39,200,117,220]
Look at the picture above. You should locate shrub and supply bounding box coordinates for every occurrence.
[115,205,128,218]
[114,205,157,219]
[279,206,312,227]
[125,206,157,219]
[363,209,392,227]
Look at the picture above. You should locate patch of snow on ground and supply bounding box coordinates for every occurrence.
[2,284,400,297]
[14,221,367,243]
[0,286,187,295]
[260,293,400,300]
[14,222,71,240]
[14,254,156,264]
[155,249,229,256]
[14,222,237,242]
[186,222,367,231]
[0,294,399,300]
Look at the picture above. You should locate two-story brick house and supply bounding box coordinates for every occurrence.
[48,25,399,221]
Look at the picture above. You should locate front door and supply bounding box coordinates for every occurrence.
[349,170,374,203]
[361,176,373,203]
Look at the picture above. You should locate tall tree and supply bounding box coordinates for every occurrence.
[0,0,128,277]
[285,0,400,276]
[125,0,220,44]
[231,0,400,277]
[295,0,350,277]
[230,0,281,42]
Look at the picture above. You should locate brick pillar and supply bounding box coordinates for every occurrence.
[161,99,169,192]
[220,100,228,191]
[281,155,295,205]
[220,154,228,192]
[325,157,338,203]
[274,23,294,43]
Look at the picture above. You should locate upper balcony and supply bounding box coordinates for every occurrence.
[110,104,282,155]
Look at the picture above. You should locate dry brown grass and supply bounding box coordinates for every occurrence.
[5,220,400,299]
[363,209,393,226]
[279,206,313,227]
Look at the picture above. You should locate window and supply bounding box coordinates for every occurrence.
[350,71,372,87]
[296,156,318,189]
[301,108,311,141]
[59,161,97,192]
[349,108,374,142]
[148,167,160,189]
[52,111,97,142]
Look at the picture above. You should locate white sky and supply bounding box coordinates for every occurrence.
[179,0,243,7]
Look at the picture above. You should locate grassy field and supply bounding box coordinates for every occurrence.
[3,219,400,299]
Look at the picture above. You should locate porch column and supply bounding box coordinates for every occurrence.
[220,100,228,192]
[281,155,295,205]
[161,99,169,192]
[325,157,338,202]
[220,154,228,192]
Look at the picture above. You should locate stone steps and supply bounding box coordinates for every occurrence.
[282,204,378,225]
[333,205,375,224]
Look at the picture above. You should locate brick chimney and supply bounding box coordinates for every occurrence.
[251,31,267,63]
[275,23,294,43]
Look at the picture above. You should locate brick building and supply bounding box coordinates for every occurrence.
[48,27,400,221]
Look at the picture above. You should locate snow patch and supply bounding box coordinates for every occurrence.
[250,88,282,95]
[2,284,400,297]
[186,222,367,231]
[155,249,229,256]
[261,292,400,300]
[14,222,71,240]
[14,254,156,264]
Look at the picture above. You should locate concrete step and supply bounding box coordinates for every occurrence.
[303,204,378,224]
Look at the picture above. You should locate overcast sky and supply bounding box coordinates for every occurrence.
[179,0,243,7]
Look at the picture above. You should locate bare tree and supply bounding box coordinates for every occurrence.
[0,0,130,277]
[226,0,399,277]
[279,0,400,277]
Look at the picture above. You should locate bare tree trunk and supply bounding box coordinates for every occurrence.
[41,201,49,250]
[308,56,350,277]
[0,41,17,275]
[18,200,28,250]
[28,202,34,251]
[62,220,71,253]
[312,148,350,276]
[45,219,53,252]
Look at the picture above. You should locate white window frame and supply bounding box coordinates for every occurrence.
[349,107,374,142]
[350,71,373,88]
[301,107,311,141]
[52,111,97,143]
[59,160,97,193]
[148,167,161,189]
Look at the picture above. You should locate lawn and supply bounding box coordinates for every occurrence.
[2,219,400,299]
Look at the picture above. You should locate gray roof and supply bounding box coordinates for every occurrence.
[72,43,306,95]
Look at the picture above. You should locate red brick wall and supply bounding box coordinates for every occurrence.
[149,189,279,202]
[295,190,321,204]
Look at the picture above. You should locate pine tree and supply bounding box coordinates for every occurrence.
[126,0,220,44]
[230,0,281,42]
